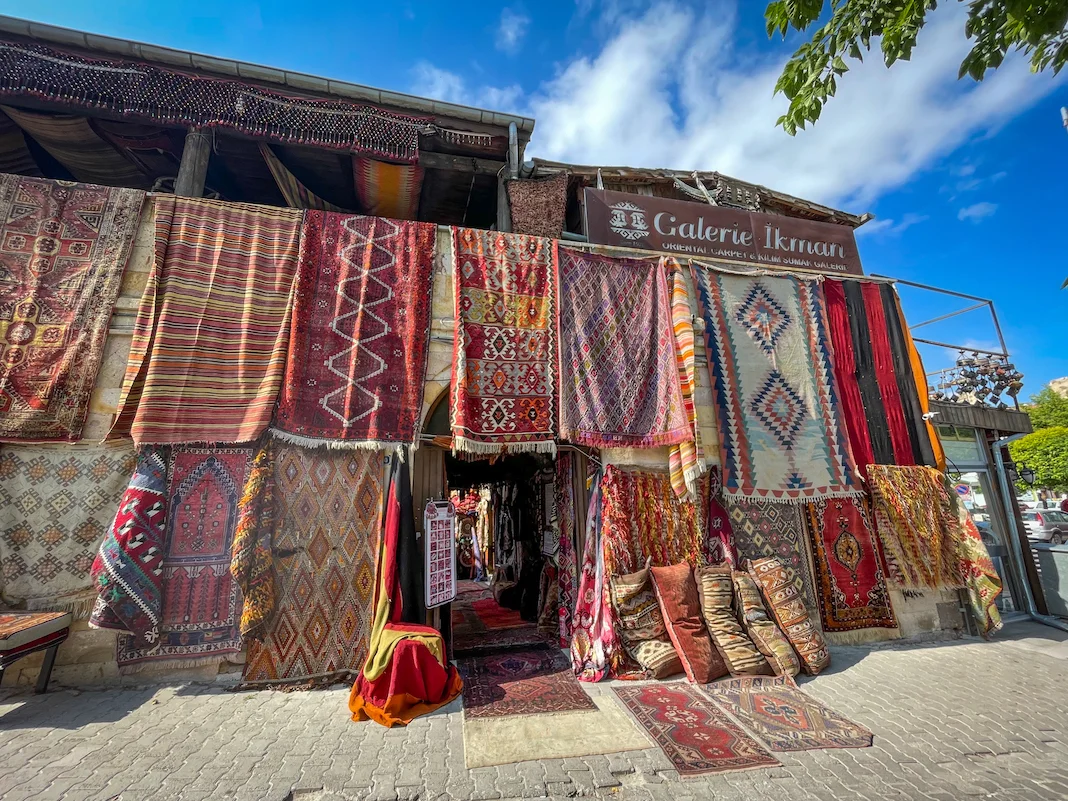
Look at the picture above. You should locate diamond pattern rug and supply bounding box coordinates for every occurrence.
[613,683,780,776]
[242,445,384,686]
[702,675,874,750]
[458,646,597,719]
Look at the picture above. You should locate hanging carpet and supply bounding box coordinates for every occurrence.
[702,675,873,750]
[692,266,857,500]
[556,452,579,648]
[110,196,301,445]
[353,157,423,221]
[450,227,557,454]
[666,260,707,500]
[0,442,135,614]
[954,495,1004,637]
[274,212,435,448]
[557,248,689,448]
[90,446,169,646]
[241,444,383,687]
[117,445,251,671]
[0,174,144,442]
[506,172,568,239]
[866,464,965,590]
[458,645,596,720]
[804,496,898,638]
[613,683,779,776]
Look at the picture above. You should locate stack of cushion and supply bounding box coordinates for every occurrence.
[731,569,801,677]
[695,566,772,676]
[608,565,682,679]
[649,563,728,683]
[748,557,830,675]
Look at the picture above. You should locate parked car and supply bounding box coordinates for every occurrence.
[1020,510,1068,545]
[973,521,999,549]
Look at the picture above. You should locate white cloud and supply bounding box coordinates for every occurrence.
[410,62,524,113]
[958,201,998,222]
[496,8,530,53]
[522,2,1061,210]
[856,212,930,237]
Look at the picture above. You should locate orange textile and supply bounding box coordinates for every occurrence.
[894,296,946,471]
[350,639,463,727]
[353,157,423,220]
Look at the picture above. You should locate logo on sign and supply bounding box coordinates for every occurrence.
[608,201,650,242]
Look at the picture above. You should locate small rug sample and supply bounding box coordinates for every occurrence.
[691,265,858,499]
[0,442,136,614]
[0,174,144,441]
[450,227,557,454]
[117,445,252,671]
[666,261,706,500]
[727,497,818,613]
[506,172,568,239]
[463,690,651,768]
[866,464,965,590]
[459,645,597,720]
[110,196,301,445]
[557,248,690,448]
[613,683,780,776]
[90,446,169,646]
[805,496,897,635]
[242,444,384,686]
[702,675,874,751]
[274,212,435,447]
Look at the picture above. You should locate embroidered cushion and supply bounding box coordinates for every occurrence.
[696,566,772,676]
[748,557,830,676]
[609,567,682,679]
[649,562,727,683]
[731,570,800,677]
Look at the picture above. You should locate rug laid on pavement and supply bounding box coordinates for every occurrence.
[463,690,651,768]
[0,174,144,442]
[557,248,689,449]
[450,227,557,455]
[110,196,301,445]
[117,445,252,671]
[613,683,780,776]
[866,464,965,590]
[459,646,597,720]
[727,498,817,613]
[0,443,136,614]
[242,444,384,687]
[691,266,858,500]
[89,446,169,646]
[274,213,435,448]
[804,496,897,638]
[702,675,874,751]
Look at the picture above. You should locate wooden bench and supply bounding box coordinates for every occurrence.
[0,611,72,693]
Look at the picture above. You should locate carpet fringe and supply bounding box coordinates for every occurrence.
[28,591,97,619]
[117,655,228,675]
[268,428,407,455]
[453,436,557,457]
[823,628,901,646]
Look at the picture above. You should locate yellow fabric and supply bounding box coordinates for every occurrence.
[353,157,423,220]
[893,293,946,471]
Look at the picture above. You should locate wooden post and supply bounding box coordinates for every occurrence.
[174,127,211,198]
[496,122,519,232]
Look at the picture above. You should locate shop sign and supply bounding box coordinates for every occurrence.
[583,188,864,275]
[424,500,457,609]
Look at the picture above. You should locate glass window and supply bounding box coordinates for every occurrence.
[937,425,984,467]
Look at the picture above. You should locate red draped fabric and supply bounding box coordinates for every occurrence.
[861,283,914,465]
[822,281,875,469]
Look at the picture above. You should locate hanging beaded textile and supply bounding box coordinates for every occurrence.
[0,37,475,161]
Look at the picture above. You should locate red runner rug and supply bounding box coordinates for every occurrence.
[0,175,143,441]
[805,496,897,634]
[451,227,558,454]
[274,213,435,447]
[459,646,596,719]
[110,197,301,445]
[613,683,779,776]
[702,675,873,750]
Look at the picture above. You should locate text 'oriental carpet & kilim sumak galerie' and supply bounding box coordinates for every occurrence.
[613,682,779,776]
[117,445,251,671]
[274,212,435,448]
[0,174,143,442]
[451,227,557,455]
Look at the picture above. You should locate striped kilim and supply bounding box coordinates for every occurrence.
[0,174,143,441]
[242,445,384,686]
[557,249,689,449]
[691,266,858,500]
[110,196,301,445]
[260,143,346,212]
[354,157,423,221]
[274,212,435,447]
[665,260,705,500]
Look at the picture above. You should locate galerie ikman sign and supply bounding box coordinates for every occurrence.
[424,500,457,609]
[584,188,864,276]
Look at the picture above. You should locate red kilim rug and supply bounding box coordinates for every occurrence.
[274,213,435,447]
[613,683,780,776]
[702,675,874,751]
[458,646,596,720]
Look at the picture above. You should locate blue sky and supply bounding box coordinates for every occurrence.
[6,0,1067,396]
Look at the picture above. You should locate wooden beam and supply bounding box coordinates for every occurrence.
[419,151,505,176]
[174,127,211,197]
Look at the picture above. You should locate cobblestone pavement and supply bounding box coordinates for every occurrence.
[1,622,1067,801]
